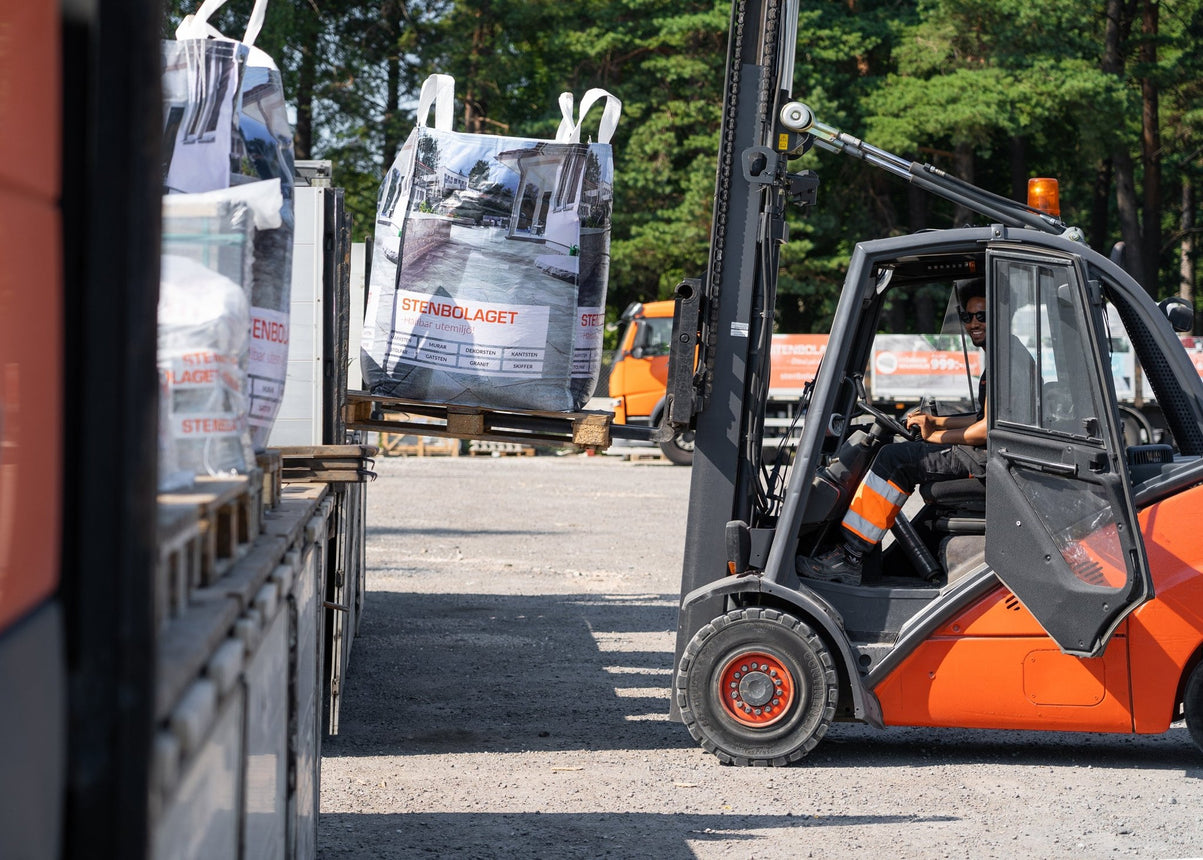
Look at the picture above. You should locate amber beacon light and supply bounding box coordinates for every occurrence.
[1027,177,1061,216]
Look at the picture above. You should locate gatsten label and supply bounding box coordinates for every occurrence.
[249,307,289,431]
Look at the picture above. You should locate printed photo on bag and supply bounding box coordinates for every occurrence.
[362,127,613,412]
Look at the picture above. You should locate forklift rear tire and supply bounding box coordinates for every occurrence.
[675,607,838,766]
[1185,661,1203,754]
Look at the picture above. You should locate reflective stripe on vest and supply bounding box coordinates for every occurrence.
[841,470,910,545]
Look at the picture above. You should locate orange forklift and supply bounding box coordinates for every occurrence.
[667,1,1203,765]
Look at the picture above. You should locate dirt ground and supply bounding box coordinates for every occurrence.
[318,454,1203,859]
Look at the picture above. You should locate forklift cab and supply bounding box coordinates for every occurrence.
[675,224,1203,765]
[794,226,1157,653]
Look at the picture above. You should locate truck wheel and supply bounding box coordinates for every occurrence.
[1117,404,1154,447]
[675,607,838,766]
[658,428,694,466]
[1185,661,1203,754]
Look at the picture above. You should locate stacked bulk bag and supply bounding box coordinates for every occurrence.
[161,0,295,473]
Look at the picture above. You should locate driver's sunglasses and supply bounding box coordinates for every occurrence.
[958,310,986,324]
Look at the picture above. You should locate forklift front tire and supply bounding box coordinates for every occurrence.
[676,607,838,766]
[1185,661,1203,754]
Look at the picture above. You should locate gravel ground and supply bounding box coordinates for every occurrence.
[319,453,1203,859]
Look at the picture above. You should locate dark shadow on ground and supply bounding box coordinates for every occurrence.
[323,591,686,757]
[323,590,1199,771]
[817,721,1199,773]
[364,525,562,539]
[316,810,960,859]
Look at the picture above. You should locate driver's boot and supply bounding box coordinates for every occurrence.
[798,543,865,586]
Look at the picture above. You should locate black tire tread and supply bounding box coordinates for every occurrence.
[1185,661,1203,754]
[675,607,838,766]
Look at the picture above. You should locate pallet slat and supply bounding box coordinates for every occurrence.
[468,440,535,457]
[277,444,379,485]
[158,474,261,586]
[344,390,615,451]
[156,469,264,631]
[256,451,283,510]
[377,433,460,457]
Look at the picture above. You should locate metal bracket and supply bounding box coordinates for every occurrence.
[741,146,780,185]
[664,278,703,431]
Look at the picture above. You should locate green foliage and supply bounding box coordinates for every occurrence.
[163,0,1202,326]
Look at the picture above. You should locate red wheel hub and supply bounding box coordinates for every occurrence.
[718,651,797,727]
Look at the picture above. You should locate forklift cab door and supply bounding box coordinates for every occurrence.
[984,248,1152,657]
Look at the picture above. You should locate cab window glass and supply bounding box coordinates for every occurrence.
[637,317,673,357]
[996,259,1101,439]
[1010,469,1127,590]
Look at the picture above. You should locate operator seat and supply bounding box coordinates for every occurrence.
[919,477,985,533]
[919,476,986,584]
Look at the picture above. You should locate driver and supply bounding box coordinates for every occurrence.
[799,278,988,586]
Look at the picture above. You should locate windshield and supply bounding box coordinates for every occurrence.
[637,316,673,357]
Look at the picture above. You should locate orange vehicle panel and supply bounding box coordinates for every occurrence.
[0,192,63,631]
[1127,485,1203,732]
[768,334,827,394]
[931,583,1049,638]
[0,1,62,633]
[875,634,1132,731]
[608,302,673,422]
[621,355,670,419]
[0,2,60,199]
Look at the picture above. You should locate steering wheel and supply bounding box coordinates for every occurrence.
[852,375,921,440]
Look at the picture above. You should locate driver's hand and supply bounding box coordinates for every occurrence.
[906,412,935,440]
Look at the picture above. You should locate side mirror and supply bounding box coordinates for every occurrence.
[1158,296,1195,333]
[630,346,646,359]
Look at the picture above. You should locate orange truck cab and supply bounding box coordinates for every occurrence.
[608,300,695,464]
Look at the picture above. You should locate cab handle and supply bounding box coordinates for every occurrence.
[999,448,1079,477]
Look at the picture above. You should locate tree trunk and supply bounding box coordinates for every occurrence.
[907,183,928,233]
[377,0,403,167]
[295,44,315,160]
[1114,150,1147,287]
[1091,158,1113,255]
[1182,177,1197,316]
[1101,0,1148,288]
[952,143,974,227]
[1139,0,1161,295]
[463,18,488,134]
[383,50,401,167]
[1009,135,1028,204]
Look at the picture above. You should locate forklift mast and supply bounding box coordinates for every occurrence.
[668,0,1096,716]
[668,0,800,697]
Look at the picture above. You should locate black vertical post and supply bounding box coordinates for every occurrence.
[60,0,162,855]
[323,189,351,443]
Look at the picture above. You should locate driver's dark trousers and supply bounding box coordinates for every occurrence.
[841,440,984,555]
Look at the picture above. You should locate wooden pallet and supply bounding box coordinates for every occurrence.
[468,440,536,457]
[626,449,666,462]
[277,444,379,484]
[377,432,461,457]
[256,450,283,509]
[156,470,264,629]
[343,390,613,452]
